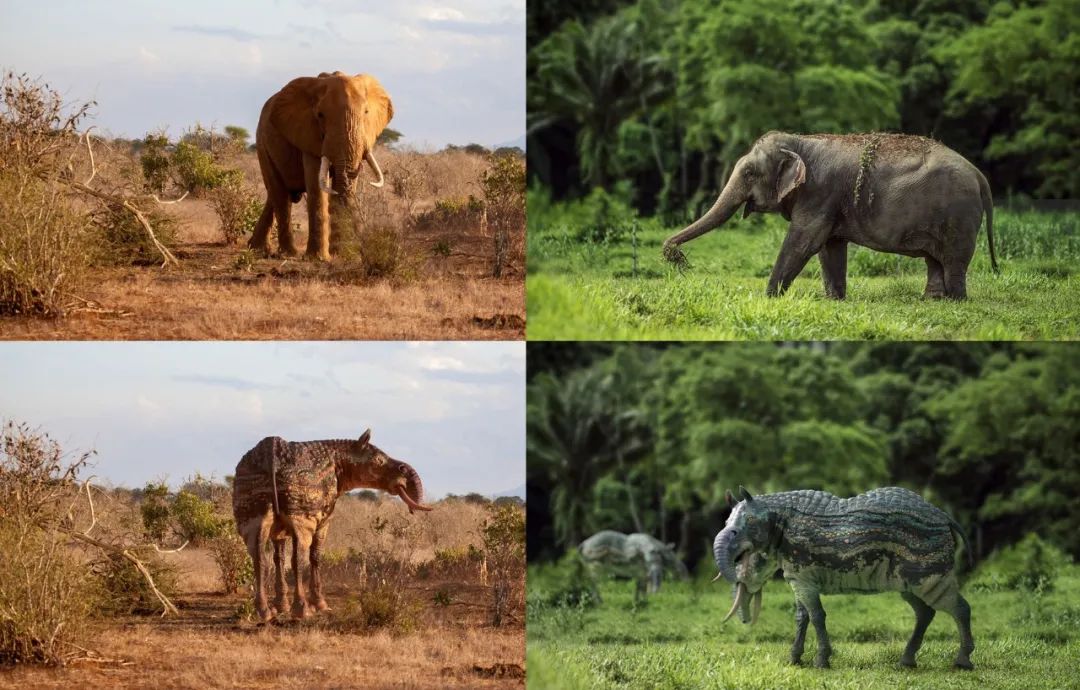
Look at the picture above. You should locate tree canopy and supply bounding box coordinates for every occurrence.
[528,0,1079,216]
[527,343,1080,569]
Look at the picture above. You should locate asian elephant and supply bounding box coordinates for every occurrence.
[249,71,393,260]
[663,132,999,299]
[713,486,974,670]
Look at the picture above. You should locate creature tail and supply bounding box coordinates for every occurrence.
[977,170,999,274]
[948,515,974,569]
[270,455,281,517]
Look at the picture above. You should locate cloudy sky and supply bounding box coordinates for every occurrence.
[0,0,524,148]
[0,342,525,497]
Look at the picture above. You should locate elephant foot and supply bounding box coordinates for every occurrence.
[257,607,275,625]
[305,250,331,262]
[274,597,289,614]
[315,598,331,613]
[278,246,300,258]
[813,654,831,669]
[292,601,314,619]
[953,657,974,671]
[899,656,917,669]
[790,657,803,667]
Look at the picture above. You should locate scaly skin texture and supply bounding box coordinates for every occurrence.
[714,487,974,670]
[232,430,427,622]
[579,530,689,602]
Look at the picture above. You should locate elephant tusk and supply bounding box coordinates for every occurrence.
[319,156,338,196]
[396,486,432,514]
[711,571,724,583]
[750,589,762,625]
[722,582,747,623]
[365,149,385,188]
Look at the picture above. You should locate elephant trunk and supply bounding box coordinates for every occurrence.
[397,462,432,514]
[713,530,737,583]
[333,153,349,195]
[664,165,747,250]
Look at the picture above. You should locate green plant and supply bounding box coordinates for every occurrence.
[94,549,180,616]
[209,171,263,244]
[433,589,452,607]
[970,534,1073,593]
[482,154,526,277]
[93,198,178,266]
[172,490,228,544]
[171,140,228,195]
[432,239,453,257]
[140,481,171,542]
[233,249,257,271]
[481,504,526,625]
[208,532,253,594]
[140,132,171,195]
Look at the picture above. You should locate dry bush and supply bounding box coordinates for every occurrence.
[412,195,486,235]
[336,195,417,282]
[91,196,179,266]
[94,549,179,616]
[0,421,98,665]
[480,504,525,626]
[209,171,262,244]
[0,72,95,316]
[482,155,526,278]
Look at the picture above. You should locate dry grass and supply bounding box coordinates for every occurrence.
[0,489,525,688]
[0,146,524,339]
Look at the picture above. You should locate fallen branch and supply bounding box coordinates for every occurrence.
[152,539,189,554]
[42,174,179,267]
[52,524,180,616]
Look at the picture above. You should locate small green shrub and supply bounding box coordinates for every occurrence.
[140,481,171,541]
[172,141,228,195]
[209,171,263,244]
[208,533,253,594]
[482,503,526,625]
[970,534,1072,592]
[172,490,229,544]
[433,589,452,607]
[332,584,420,635]
[140,132,171,195]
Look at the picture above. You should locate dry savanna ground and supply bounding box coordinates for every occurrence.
[1,495,525,690]
[1,148,524,340]
[0,75,525,339]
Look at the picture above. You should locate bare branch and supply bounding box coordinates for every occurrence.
[151,540,189,554]
[81,126,96,185]
[152,190,189,205]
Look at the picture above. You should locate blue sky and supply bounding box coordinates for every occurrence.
[0,0,524,148]
[0,342,525,497]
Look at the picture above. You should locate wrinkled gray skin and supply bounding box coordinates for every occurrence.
[664,132,998,299]
[714,486,974,670]
[579,530,690,602]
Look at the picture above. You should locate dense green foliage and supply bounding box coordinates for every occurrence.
[528,0,1080,210]
[527,343,1080,567]
[526,199,1080,339]
[527,558,1080,688]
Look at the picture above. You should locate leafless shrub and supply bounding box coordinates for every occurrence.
[482,155,526,278]
[480,503,525,626]
[207,533,253,594]
[94,548,179,616]
[91,196,179,266]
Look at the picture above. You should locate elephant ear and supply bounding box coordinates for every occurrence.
[358,428,372,446]
[725,489,736,508]
[268,77,327,156]
[776,148,806,203]
[354,74,393,142]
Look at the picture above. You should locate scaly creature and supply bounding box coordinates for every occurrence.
[713,486,974,669]
[579,530,689,602]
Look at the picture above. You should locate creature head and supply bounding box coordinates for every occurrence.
[712,486,779,624]
[341,428,431,513]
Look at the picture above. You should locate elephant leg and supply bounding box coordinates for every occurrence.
[900,592,936,667]
[272,536,289,615]
[818,237,848,299]
[767,220,831,297]
[302,155,331,260]
[310,521,331,612]
[948,595,975,670]
[918,575,974,669]
[240,514,274,623]
[634,577,646,602]
[288,516,317,619]
[924,257,947,299]
[249,200,274,253]
[274,194,297,257]
[943,266,968,300]
[802,592,831,668]
[790,601,810,665]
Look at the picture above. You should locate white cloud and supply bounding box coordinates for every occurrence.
[139,46,160,63]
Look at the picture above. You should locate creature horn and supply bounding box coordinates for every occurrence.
[722,582,748,623]
[365,149,385,188]
[750,589,763,625]
[319,156,338,196]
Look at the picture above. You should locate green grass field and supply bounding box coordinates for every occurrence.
[526,208,1080,340]
[526,563,1080,690]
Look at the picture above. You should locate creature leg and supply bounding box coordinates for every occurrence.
[900,592,936,667]
[918,575,975,669]
[288,516,317,618]
[790,601,810,665]
[249,200,274,254]
[802,591,831,668]
[818,237,849,299]
[635,577,646,603]
[273,192,296,256]
[272,535,289,614]
[241,514,274,623]
[310,521,332,612]
[767,219,831,296]
[949,595,975,670]
[943,267,968,300]
[302,154,331,260]
[923,257,946,299]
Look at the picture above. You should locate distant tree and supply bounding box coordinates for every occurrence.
[493,146,525,159]
[464,143,491,156]
[224,125,250,148]
[377,127,403,147]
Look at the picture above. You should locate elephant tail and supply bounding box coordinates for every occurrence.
[978,170,999,274]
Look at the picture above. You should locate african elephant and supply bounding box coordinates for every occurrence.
[713,486,974,669]
[664,132,999,299]
[249,71,393,260]
[579,530,690,602]
[232,429,430,622]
